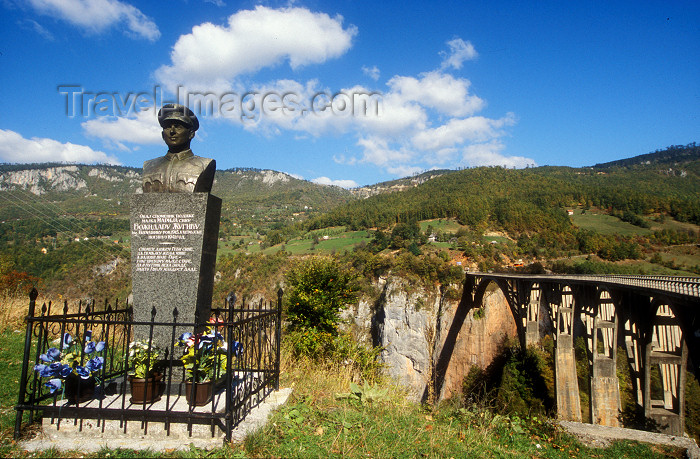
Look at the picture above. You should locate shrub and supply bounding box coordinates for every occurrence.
[285,256,359,333]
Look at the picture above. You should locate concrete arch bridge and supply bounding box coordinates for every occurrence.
[440,273,700,436]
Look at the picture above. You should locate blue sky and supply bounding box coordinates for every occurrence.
[0,0,698,187]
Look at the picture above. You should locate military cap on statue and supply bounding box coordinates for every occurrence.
[158,104,200,131]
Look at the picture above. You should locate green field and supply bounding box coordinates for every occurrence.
[570,209,653,236]
[419,219,466,233]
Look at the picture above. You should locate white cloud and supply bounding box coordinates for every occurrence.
[82,110,162,150]
[352,91,426,138]
[18,19,55,40]
[27,0,160,41]
[387,71,483,117]
[386,164,424,177]
[0,129,120,164]
[312,176,358,188]
[156,6,357,90]
[362,65,380,81]
[412,113,516,151]
[355,137,414,167]
[440,38,477,70]
[461,141,535,168]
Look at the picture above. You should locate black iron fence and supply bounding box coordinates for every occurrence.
[14,288,282,442]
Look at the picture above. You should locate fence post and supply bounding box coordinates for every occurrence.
[275,288,283,391]
[224,293,236,442]
[14,288,39,439]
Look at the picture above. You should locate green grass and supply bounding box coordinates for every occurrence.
[233,230,374,256]
[570,210,653,236]
[656,245,700,269]
[419,218,465,233]
[0,329,26,435]
[483,235,512,244]
[246,398,678,458]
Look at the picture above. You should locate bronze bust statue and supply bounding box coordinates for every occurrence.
[142,104,215,193]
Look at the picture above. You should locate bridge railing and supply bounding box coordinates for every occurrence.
[469,273,700,298]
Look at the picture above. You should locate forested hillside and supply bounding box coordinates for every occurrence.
[593,142,699,169]
[306,144,700,233]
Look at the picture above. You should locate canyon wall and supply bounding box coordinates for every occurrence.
[342,277,518,401]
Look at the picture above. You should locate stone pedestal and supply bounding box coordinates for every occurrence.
[130,193,221,349]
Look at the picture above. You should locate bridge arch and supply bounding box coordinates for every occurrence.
[472,279,526,345]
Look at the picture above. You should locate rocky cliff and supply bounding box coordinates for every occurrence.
[342,277,517,401]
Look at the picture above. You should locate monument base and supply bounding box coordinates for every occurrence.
[130,193,221,348]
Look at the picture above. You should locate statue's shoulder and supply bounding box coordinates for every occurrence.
[143,156,167,173]
[189,155,215,169]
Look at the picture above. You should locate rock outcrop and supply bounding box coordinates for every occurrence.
[342,276,518,401]
[0,166,87,194]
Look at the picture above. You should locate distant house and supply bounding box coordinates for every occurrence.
[567,209,574,216]
[41,247,47,254]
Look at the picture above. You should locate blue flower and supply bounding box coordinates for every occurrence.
[84,330,92,342]
[86,357,104,372]
[39,347,60,362]
[62,333,73,349]
[232,341,243,356]
[35,362,62,377]
[197,335,213,350]
[177,332,193,346]
[95,341,105,352]
[59,364,72,377]
[75,366,91,379]
[84,341,96,354]
[44,379,62,394]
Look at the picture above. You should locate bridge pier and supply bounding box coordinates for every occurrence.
[525,283,541,348]
[553,286,582,422]
[590,289,621,426]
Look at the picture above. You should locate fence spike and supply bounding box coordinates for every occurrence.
[151,306,157,320]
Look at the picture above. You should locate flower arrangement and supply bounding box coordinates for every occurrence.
[128,340,164,379]
[33,330,106,395]
[177,319,241,383]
